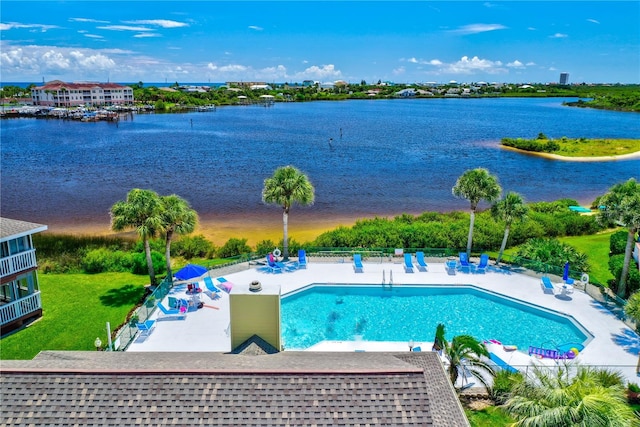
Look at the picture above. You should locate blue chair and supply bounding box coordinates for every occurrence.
[353,254,364,273]
[415,251,428,272]
[541,276,555,294]
[203,276,220,293]
[136,319,156,337]
[404,253,414,273]
[157,302,187,320]
[298,249,308,269]
[266,254,283,273]
[458,252,471,273]
[476,254,489,274]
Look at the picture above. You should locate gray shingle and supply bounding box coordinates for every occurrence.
[1,351,469,426]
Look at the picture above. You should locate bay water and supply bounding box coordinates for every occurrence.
[1,97,638,235]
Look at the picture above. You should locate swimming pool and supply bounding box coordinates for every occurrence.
[281,284,591,351]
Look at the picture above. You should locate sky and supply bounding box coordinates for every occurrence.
[1,1,638,85]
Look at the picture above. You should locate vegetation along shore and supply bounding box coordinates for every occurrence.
[2,82,639,114]
[501,133,640,161]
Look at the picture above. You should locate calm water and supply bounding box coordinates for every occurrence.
[1,98,639,227]
[281,285,589,350]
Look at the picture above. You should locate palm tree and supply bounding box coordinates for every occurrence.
[491,192,528,264]
[598,178,640,298]
[503,365,639,426]
[262,165,315,260]
[159,194,198,282]
[452,168,502,258]
[110,189,163,286]
[624,291,640,374]
[435,324,496,391]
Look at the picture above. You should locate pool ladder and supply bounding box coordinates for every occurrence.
[382,269,393,291]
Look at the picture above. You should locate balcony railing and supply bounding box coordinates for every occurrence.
[0,292,41,325]
[0,249,37,278]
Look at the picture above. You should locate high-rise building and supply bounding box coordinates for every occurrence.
[559,72,569,85]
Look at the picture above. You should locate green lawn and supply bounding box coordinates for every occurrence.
[466,406,514,426]
[559,230,616,285]
[0,272,148,360]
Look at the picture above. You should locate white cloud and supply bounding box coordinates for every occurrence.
[69,18,110,24]
[205,62,341,81]
[507,60,525,68]
[84,34,104,39]
[424,55,508,75]
[123,19,188,28]
[134,33,161,38]
[450,23,507,35]
[248,25,263,31]
[550,33,568,38]
[0,42,119,78]
[404,57,442,66]
[527,27,536,31]
[393,66,406,75]
[0,22,59,32]
[526,61,536,66]
[97,25,153,32]
[587,18,600,24]
[295,64,341,79]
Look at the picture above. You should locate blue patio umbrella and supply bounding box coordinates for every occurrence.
[563,262,570,281]
[174,264,207,281]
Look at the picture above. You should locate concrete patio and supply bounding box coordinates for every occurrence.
[126,257,640,383]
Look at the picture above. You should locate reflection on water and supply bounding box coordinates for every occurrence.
[2,98,639,230]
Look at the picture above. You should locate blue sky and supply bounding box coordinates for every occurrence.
[1,1,638,84]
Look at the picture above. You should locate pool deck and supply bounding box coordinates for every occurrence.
[126,259,640,383]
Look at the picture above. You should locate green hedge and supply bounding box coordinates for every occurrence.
[608,254,640,298]
[610,230,629,255]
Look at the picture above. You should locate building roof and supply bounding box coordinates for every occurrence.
[32,80,131,90]
[1,351,469,426]
[0,217,48,241]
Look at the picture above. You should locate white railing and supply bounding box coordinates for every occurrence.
[0,250,37,278]
[0,292,41,325]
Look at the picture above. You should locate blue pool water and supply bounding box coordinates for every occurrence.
[281,284,590,350]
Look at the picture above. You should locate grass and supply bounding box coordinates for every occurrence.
[553,138,640,157]
[465,406,514,426]
[0,272,148,360]
[486,229,616,286]
[559,230,616,285]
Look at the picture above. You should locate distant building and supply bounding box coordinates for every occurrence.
[1,217,48,333]
[560,72,569,85]
[31,80,134,107]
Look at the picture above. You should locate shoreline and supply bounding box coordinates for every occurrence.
[501,145,640,162]
[41,213,364,247]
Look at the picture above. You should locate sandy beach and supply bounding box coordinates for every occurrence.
[501,146,640,162]
[42,212,364,247]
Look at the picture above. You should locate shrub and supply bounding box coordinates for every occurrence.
[515,237,590,272]
[133,239,165,254]
[82,248,133,273]
[216,238,251,258]
[610,230,629,255]
[608,254,640,298]
[131,251,166,276]
[172,235,214,259]
[491,370,524,404]
[255,239,276,256]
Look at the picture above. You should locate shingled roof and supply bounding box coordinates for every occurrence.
[1,351,469,426]
[0,217,47,241]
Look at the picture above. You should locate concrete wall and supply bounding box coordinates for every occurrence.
[230,293,281,350]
